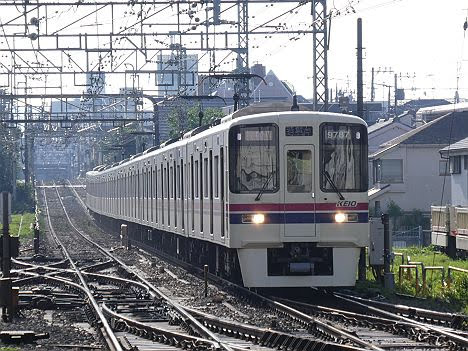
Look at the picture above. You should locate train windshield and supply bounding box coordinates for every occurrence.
[320,123,368,192]
[229,123,279,193]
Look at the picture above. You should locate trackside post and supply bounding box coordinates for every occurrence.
[382,213,395,290]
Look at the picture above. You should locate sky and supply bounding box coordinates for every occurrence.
[251,0,468,102]
[1,0,468,106]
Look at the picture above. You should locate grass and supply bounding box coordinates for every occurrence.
[0,212,36,240]
[393,246,468,313]
[354,246,468,314]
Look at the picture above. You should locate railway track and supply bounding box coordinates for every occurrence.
[68,182,468,350]
[11,183,381,351]
[13,182,466,351]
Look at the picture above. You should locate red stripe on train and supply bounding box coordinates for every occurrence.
[228,203,368,212]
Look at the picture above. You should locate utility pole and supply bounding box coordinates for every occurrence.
[234,0,250,108]
[24,77,30,184]
[387,86,391,114]
[371,67,375,102]
[356,18,364,120]
[312,0,329,111]
[394,73,398,117]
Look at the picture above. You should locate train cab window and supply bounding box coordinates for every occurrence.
[320,123,368,192]
[287,150,312,193]
[229,124,279,193]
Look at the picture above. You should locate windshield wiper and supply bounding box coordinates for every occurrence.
[323,170,345,200]
[255,172,274,201]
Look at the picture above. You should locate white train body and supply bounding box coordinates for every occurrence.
[86,109,369,287]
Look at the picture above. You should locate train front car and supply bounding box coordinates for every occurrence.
[228,111,368,288]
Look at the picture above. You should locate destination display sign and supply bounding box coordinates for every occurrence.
[285,126,313,137]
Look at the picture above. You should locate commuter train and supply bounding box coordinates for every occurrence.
[86,104,369,287]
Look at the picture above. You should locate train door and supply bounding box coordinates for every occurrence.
[283,145,316,237]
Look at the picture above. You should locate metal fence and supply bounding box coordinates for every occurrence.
[392,226,423,248]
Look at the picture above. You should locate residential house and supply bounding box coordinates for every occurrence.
[368,116,413,154]
[439,137,468,206]
[431,137,468,251]
[416,102,468,123]
[367,116,414,188]
[368,111,468,215]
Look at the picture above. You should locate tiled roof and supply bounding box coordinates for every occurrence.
[440,136,468,153]
[403,99,450,110]
[368,118,394,133]
[370,111,468,158]
[252,70,294,100]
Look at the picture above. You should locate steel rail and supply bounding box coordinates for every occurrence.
[101,303,218,350]
[69,182,468,349]
[185,306,371,351]
[54,184,233,351]
[332,293,468,349]
[66,184,381,350]
[127,238,384,351]
[335,292,468,329]
[43,186,123,351]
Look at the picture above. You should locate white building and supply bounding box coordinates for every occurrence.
[439,137,468,206]
[368,110,468,214]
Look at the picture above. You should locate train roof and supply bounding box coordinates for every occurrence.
[87,104,366,178]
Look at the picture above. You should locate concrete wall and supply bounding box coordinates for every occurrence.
[370,145,451,212]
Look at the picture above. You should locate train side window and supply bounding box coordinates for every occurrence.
[167,163,170,226]
[182,160,185,230]
[155,165,159,223]
[209,150,213,235]
[200,153,203,233]
[220,147,225,237]
[204,157,209,198]
[143,168,146,220]
[214,155,219,198]
[191,156,195,231]
[177,164,180,199]
[287,150,312,193]
[151,166,154,222]
[170,166,174,199]
[195,160,199,198]
[161,165,165,225]
[174,161,178,228]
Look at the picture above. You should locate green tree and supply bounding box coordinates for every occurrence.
[387,200,403,229]
[168,105,224,138]
[0,124,19,193]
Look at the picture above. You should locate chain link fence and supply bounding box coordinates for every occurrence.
[392,226,424,248]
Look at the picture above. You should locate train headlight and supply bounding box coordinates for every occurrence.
[334,213,346,223]
[252,213,265,224]
[241,213,265,224]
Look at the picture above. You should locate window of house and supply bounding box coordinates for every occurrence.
[450,156,461,174]
[373,159,403,183]
[464,155,468,170]
[439,159,449,176]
